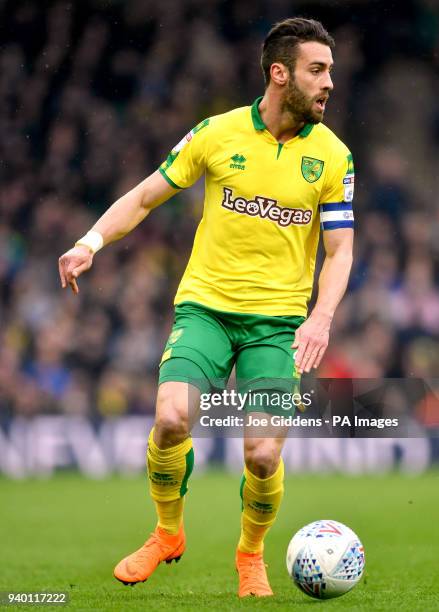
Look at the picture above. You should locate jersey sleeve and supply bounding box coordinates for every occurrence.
[319,149,354,231]
[158,118,210,189]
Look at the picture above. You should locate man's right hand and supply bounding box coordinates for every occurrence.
[58,245,94,294]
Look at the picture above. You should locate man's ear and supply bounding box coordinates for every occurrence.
[270,62,290,86]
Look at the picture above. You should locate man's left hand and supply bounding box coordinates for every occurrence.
[292,311,332,374]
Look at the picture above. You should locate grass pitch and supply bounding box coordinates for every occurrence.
[1,471,439,611]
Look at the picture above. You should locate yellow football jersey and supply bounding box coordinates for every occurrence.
[159,97,354,316]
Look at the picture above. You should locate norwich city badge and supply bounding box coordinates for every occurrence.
[301,157,324,183]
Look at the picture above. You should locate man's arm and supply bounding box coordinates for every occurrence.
[58,170,178,294]
[293,228,353,374]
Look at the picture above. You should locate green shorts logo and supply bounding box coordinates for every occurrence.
[301,157,324,183]
[168,328,184,345]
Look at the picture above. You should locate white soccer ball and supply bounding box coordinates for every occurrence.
[286,519,365,599]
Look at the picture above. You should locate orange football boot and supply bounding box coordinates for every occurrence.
[114,525,185,585]
[236,549,274,598]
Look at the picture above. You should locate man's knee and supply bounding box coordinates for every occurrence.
[154,382,191,448]
[154,411,189,448]
[244,441,282,478]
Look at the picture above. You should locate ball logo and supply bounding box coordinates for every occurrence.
[319,522,343,535]
[221,187,312,228]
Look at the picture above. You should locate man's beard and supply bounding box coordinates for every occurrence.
[282,78,323,125]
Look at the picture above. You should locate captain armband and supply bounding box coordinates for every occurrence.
[319,202,354,230]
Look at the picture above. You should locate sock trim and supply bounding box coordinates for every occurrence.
[239,474,246,511]
[179,447,194,496]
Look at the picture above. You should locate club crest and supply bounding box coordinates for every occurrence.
[301,157,324,183]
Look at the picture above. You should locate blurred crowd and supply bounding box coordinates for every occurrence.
[1,0,439,419]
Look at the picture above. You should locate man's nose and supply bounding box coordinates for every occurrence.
[324,71,334,91]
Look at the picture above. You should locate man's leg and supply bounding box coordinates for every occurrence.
[240,433,285,553]
[236,421,288,598]
[148,380,199,534]
[114,302,234,586]
[114,380,199,585]
[232,312,303,597]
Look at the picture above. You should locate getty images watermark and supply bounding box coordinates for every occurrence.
[199,389,312,428]
[198,389,399,429]
[200,389,311,412]
[188,378,434,437]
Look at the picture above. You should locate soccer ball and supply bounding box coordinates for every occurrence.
[286,520,365,599]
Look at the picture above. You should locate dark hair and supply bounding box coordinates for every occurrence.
[261,18,335,85]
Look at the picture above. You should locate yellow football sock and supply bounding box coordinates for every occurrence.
[238,459,284,553]
[147,428,194,535]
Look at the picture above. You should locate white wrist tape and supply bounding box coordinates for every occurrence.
[75,231,104,254]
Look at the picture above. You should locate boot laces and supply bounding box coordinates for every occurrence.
[136,532,170,563]
[241,557,269,591]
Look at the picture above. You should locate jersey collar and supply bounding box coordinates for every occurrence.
[251,96,314,138]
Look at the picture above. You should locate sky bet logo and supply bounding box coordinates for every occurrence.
[221,187,312,227]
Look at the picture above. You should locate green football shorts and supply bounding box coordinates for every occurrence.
[159,301,305,412]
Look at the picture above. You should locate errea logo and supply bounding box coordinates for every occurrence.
[230,153,246,170]
[221,187,312,227]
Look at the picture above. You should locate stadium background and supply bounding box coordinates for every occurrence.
[1,0,439,477]
[2,2,439,610]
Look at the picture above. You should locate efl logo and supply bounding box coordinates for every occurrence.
[221,187,312,228]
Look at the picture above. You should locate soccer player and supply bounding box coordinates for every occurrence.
[58,18,354,597]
